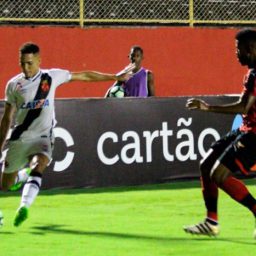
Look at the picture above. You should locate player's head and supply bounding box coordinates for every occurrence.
[19,42,41,78]
[235,29,256,67]
[129,46,144,68]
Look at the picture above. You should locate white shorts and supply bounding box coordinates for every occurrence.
[3,136,54,174]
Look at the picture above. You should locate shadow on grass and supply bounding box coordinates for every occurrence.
[0,231,15,235]
[1,178,255,197]
[30,224,255,246]
[0,179,202,198]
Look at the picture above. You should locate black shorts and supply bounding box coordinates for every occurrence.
[211,129,256,175]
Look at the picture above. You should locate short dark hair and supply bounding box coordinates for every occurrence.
[235,29,256,45]
[19,42,40,55]
[131,45,143,55]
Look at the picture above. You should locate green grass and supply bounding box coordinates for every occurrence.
[0,179,256,256]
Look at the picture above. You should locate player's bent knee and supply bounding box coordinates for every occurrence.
[210,164,231,186]
[30,154,50,173]
[200,149,220,177]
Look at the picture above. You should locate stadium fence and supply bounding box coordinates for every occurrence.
[1,0,256,27]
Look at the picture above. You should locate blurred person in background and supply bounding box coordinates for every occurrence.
[106,45,155,97]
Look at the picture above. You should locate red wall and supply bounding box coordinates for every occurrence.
[0,26,246,98]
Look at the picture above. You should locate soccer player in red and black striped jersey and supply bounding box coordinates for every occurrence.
[184,29,256,238]
[0,42,134,227]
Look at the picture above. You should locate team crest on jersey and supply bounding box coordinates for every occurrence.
[41,80,50,92]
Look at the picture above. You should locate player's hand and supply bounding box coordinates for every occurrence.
[186,98,209,111]
[116,63,135,81]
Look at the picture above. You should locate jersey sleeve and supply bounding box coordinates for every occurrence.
[50,69,72,88]
[5,82,16,106]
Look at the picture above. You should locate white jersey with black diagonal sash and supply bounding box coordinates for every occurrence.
[5,68,71,140]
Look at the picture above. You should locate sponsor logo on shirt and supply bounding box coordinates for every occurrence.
[21,99,49,109]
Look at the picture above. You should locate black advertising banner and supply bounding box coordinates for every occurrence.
[0,96,241,189]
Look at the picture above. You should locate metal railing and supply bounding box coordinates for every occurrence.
[1,0,256,27]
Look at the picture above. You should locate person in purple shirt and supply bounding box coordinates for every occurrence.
[106,46,155,97]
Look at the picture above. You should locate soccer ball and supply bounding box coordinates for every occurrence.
[0,210,3,227]
[109,85,125,98]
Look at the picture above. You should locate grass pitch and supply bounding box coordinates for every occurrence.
[0,179,256,256]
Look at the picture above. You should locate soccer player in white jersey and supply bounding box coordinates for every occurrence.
[0,42,134,227]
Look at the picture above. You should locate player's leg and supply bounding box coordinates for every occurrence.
[200,149,219,223]
[8,166,31,191]
[213,132,256,217]
[19,154,48,208]
[183,149,221,236]
[0,141,30,227]
[14,153,49,227]
[212,162,256,217]
[1,140,28,191]
[210,132,256,238]
[14,136,53,227]
[212,163,256,238]
[183,130,239,236]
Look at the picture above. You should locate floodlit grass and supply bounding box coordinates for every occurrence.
[0,180,256,256]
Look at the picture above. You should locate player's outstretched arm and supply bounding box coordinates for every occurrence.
[70,63,135,83]
[186,93,256,114]
[71,71,116,82]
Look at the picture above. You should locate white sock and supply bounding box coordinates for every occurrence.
[20,176,42,208]
[15,168,31,184]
